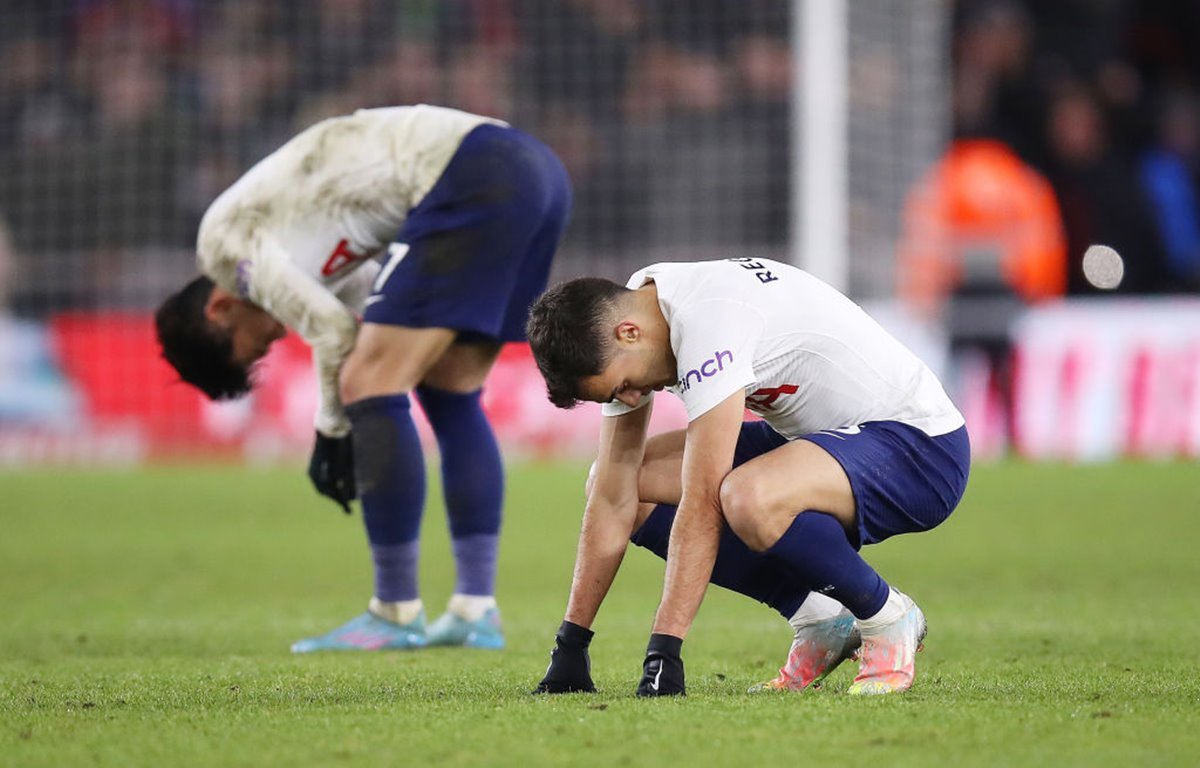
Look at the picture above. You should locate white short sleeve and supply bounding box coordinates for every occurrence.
[670,299,762,420]
[600,392,653,418]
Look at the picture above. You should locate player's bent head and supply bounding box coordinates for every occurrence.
[526,277,629,409]
[155,275,254,401]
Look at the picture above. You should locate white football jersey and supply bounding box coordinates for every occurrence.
[196,105,505,435]
[601,259,965,438]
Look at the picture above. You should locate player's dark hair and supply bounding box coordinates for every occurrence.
[154,275,253,401]
[526,277,629,409]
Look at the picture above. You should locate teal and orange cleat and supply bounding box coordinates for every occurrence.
[846,592,927,695]
[425,606,505,649]
[748,609,861,693]
[290,610,427,653]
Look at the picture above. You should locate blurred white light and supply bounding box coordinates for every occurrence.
[1082,244,1124,290]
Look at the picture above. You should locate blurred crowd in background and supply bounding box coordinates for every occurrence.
[1,0,1200,318]
[0,0,792,314]
[906,0,1200,317]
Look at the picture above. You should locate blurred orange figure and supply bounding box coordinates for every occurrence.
[899,138,1067,316]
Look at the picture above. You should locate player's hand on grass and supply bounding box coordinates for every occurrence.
[307,431,356,514]
[635,633,686,697]
[532,620,596,694]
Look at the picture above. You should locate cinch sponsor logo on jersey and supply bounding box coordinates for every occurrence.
[678,350,734,391]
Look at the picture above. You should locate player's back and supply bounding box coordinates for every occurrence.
[197,105,501,292]
[645,259,964,437]
[742,261,961,436]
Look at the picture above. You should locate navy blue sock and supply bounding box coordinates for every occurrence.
[630,504,808,619]
[415,385,503,597]
[347,394,427,603]
[765,512,889,619]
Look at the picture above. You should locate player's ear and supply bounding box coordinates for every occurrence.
[615,320,640,344]
[204,287,239,326]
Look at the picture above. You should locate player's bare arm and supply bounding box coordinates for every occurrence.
[633,389,744,697]
[650,389,746,639]
[564,402,653,628]
[247,251,364,512]
[533,403,651,694]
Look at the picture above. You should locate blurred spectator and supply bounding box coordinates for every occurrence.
[183,2,295,226]
[438,0,518,116]
[516,0,639,123]
[72,23,194,246]
[0,12,194,310]
[513,0,642,249]
[727,2,791,245]
[899,138,1067,317]
[445,43,515,118]
[1043,82,1168,294]
[899,138,1067,452]
[620,0,790,251]
[292,0,398,96]
[1138,87,1200,290]
[0,28,81,149]
[953,0,1046,166]
[621,41,737,249]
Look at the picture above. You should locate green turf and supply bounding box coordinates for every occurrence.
[2,460,1199,766]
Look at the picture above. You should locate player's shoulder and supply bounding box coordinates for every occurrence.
[637,258,800,302]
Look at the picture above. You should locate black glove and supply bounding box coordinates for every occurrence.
[307,431,356,514]
[635,633,686,697]
[532,620,597,694]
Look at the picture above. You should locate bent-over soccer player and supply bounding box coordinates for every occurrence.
[155,105,571,652]
[525,257,969,696]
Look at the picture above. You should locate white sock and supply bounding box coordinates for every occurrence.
[856,588,910,632]
[369,597,423,625]
[787,592,846,631]
[448,594,497,622]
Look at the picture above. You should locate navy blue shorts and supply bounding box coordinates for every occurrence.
[363,123,572,342]
[627,420,968,616]
[728,420,969,548]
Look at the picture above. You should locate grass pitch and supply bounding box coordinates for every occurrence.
[2,459,1199,766]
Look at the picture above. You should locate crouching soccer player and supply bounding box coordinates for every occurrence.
[525,258,969,696]
[155,105,571,652]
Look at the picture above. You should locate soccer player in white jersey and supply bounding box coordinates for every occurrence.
[525,257,969,696]
[155,105,572,652]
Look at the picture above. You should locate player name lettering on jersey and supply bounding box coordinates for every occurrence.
[678,349,734,391]
[726,257,779,284]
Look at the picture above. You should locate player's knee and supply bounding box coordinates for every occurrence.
[340,338,418,405]
[718,472,772,552]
